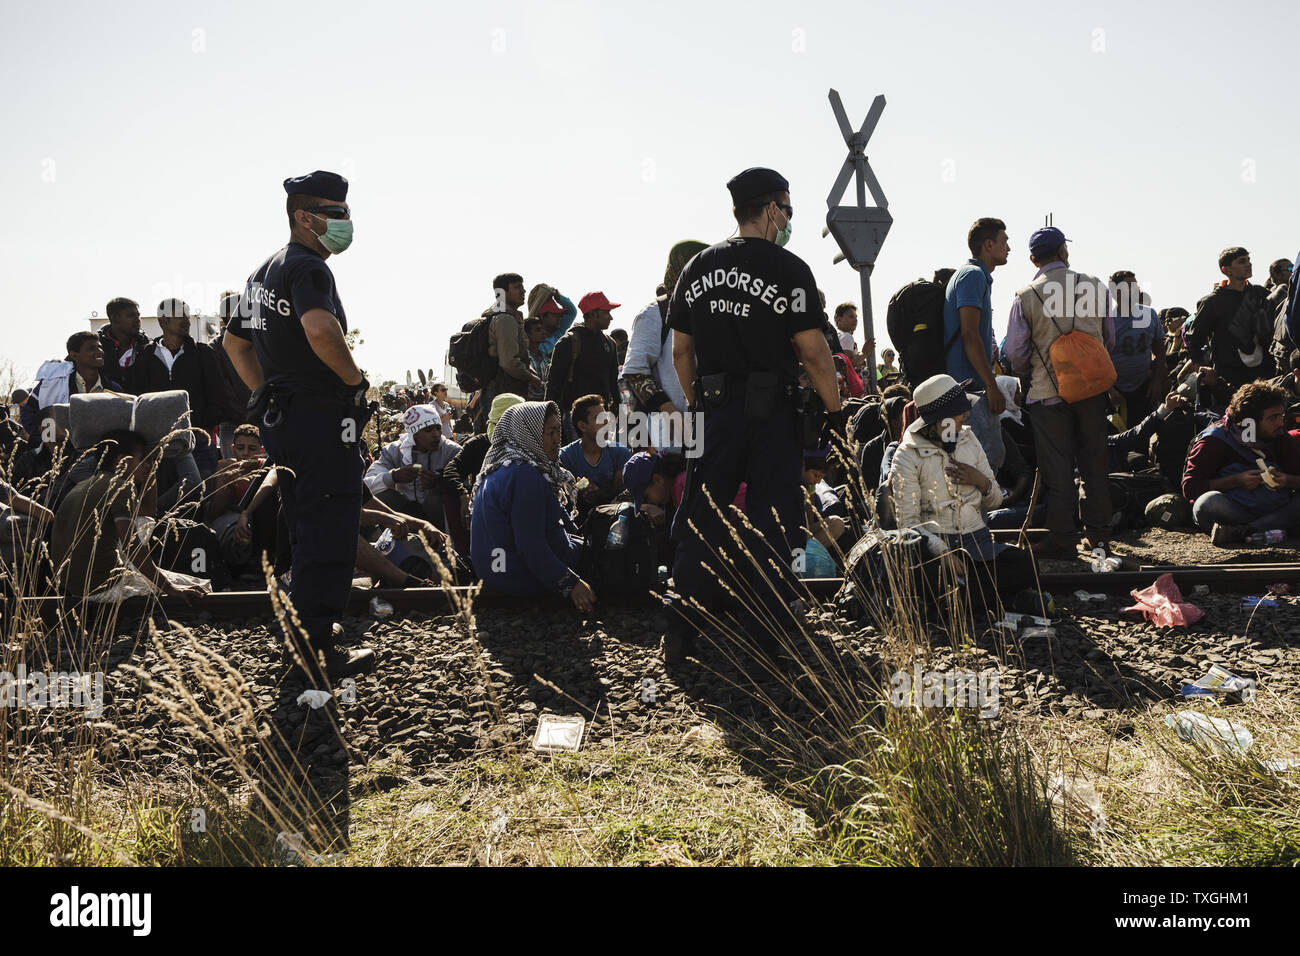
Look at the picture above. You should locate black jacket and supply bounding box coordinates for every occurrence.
[545,325,620,416]
[97,325,151,393]
[133,335,233,433]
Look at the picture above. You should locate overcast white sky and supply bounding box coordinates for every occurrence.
[3,0,1295,388]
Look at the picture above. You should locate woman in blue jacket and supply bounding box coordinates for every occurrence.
[470,401,597,611]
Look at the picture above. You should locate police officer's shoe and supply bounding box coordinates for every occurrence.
[663,615,698,666]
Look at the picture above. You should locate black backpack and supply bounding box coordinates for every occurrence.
[150,517,229,592]
[886,279,957,385]
[448,315,499,392]
[1098,471,1168,532]
[579,502,659,597]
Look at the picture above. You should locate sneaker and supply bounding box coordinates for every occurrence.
[1210,522,1247,547]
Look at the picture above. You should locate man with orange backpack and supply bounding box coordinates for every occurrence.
[1003,226,1116,557]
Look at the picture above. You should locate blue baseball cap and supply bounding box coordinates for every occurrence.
[1028,226,1068,254]
[622,452,658,508]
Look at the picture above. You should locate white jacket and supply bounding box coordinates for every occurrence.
[889,423,1002,535]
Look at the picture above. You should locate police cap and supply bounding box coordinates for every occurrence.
[726,167,788,205]
[283,170,349,201]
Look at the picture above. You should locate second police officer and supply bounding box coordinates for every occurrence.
[223,170,376,684]
[666,167,844,666]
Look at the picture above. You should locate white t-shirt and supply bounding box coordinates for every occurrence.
[838,331,856,353]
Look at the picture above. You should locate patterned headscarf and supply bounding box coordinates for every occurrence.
[474,400,574,504]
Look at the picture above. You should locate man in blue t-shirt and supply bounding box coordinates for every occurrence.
[943,217,1009,469]
[1108,270,1167,424]
[559,394,632,512]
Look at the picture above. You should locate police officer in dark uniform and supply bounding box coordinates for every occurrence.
[223,170,375,683]
[665,167,844,665]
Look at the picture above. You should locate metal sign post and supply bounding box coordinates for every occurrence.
[823,89,891,395]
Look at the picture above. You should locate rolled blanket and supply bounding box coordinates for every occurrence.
[69,390,194,459]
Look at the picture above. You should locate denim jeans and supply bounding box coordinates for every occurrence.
[966,389,1005,473]
[1192,490,1300,532]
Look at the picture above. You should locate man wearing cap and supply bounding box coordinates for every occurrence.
[1004,226,1115,556]
[546,292,621,443]
[222,169,376,683]
[665,166,843,664]
[623,240,708,450]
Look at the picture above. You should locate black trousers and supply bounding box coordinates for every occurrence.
[670,397,802,631]
[1029,395,1112,539]
[260,398,365,648]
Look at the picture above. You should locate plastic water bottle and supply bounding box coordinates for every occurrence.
[1245,529,1285,546]
[606,508,632,550]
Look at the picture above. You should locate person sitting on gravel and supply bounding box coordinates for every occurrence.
[204,423,275,580]
[469,401,596,611]
[50,429,203,602]
[1181,380,1300,544]
[559,394,633,517]
[889,374,1034,607]
[365,403,463,532]
[444,392,524,545]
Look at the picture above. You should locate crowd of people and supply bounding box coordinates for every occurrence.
[2,165,1298,685]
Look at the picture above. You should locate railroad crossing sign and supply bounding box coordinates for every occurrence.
[822,89,890,385]
[825,90,891,268]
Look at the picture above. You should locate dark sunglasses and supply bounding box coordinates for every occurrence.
[305,205,351,220]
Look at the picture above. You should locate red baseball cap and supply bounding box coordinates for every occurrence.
[537,297,565,315]
[579,291,620,314]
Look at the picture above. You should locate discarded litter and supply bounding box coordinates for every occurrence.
[369,595,394,620]
[532,714,586,752]
[1242,596,1278,609]
[296,690,332,710]
[1003,612,1051,627]
[275,831,343,866]
[1073,590,1106,602]
[1123,573,1204,627]
[488,807,508,837]
[1261,758,1300,773]
[1046,773,1107,835]
[1090,555,1122,573]
[1267,583,1291,596]
[1180,664,1256,703]
[1020,626,1057,639]
[1192,584,1211,596]
[1166,710,1253,754]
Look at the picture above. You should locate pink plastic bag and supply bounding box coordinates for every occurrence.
[1122,573,1205,627]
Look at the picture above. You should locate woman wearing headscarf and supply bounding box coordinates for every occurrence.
[469,401,596,610]
[889,374,1033,607]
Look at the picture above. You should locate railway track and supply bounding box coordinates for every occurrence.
[11,556,1298,621]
